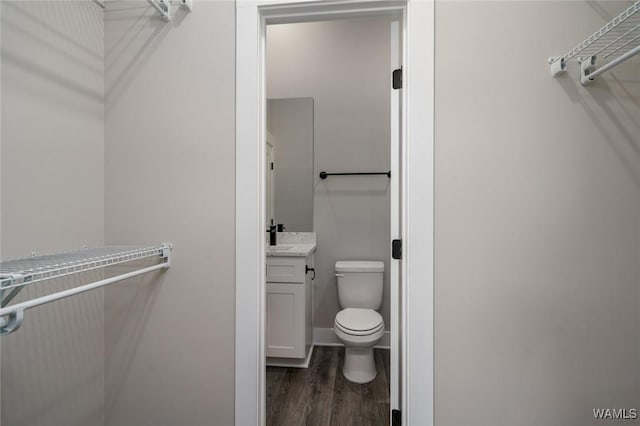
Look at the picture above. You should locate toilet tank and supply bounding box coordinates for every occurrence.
[335,261,384,310]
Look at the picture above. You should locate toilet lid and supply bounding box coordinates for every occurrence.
[335,308,383,334]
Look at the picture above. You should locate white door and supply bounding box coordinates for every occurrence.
[389,18,403,424]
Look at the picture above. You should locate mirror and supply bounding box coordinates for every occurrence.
[266,98,314,232]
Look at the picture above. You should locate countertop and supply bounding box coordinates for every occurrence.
[266,232,316,257]
[266,243,316,257]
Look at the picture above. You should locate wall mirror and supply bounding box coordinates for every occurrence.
[266,98,314,232]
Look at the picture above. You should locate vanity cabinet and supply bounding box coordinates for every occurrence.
[266,255,313,365]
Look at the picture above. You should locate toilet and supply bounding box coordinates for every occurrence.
[334,260,385,384]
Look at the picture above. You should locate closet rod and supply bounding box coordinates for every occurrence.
[582,44,640,84]
[0,262,168,335]
[319,171,391,179]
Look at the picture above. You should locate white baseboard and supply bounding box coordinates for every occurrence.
[313,327,390,349]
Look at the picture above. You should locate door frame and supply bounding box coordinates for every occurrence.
[235,1,435,424]
[265,137,275,225]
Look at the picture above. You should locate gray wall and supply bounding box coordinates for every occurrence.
[0,1,105,425]
[103,2,235,425]
[266,18,392,330]
[435,2,640,425]
[268,98,314,232]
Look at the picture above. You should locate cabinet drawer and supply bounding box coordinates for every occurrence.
[266,257,305,283]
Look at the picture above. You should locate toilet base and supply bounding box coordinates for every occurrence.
[342,346,377,384]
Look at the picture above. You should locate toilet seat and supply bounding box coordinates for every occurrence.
[335,308,384,336]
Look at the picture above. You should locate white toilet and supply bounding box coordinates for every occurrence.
[334,260,385,384]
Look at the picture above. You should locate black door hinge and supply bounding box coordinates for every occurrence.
[271,162,274,170]
[392,409,402,426]
[392,67,403,89]
[392,239,402,260]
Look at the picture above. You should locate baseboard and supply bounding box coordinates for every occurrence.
[313,327,390,349]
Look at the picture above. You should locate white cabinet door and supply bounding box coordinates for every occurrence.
[266,282,305,358]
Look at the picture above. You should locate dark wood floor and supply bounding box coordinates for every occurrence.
[266,346,390,426]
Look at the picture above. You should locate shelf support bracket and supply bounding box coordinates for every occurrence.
[580,56,597,85]
[147,0,192,21]
[147,0,170,21]
[161,243,172,268]
[0,310,24,335]
[180,0,193,13]
[549,57,566,76]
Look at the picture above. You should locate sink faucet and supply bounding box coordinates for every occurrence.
[267,220,277,246]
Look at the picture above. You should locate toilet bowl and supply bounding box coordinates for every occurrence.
[334,308,384,383]
[333,260,385,384]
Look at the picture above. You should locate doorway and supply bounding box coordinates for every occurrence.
[265,15,399,425]
[235,1,435,425]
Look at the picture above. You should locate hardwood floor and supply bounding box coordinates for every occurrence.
[266,346,390,426]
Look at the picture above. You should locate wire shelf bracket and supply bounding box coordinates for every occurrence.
[92,0,192,20]
[0,244,172,335]
[146,0,192,21]
[549,1,640,85]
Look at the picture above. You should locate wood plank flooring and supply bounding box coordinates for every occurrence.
[266,346,390,426]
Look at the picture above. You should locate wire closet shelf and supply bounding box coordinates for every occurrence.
[0,244,172,335]
[550,1,640,85]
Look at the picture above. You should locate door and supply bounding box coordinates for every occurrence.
[389,18,404,423]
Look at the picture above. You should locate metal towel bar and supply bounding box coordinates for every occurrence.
[319,171,391,179]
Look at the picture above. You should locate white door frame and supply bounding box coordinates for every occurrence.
[265,137,275,225]
[389,16,402,416]
[235,1,434,425]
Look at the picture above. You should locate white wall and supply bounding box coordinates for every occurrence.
[103,2,235,425]
[268,98,314,232]
[0,1,105,425]
[267,17,392,329]
[435,2,640,425]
